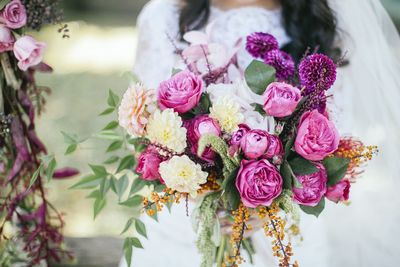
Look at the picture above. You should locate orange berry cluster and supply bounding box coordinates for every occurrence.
[334,137,378,181]
[142,188,188,216]
[199,172,220,193]
[263,204,298,267]
[223,204,251,267]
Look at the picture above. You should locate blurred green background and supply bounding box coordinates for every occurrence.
[34,0,400,244]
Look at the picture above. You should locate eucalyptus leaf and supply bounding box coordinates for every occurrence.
[99,177,111,198]
[106,140,123,152]
[107,89,119,108]
[115,175,129,200]
[99,107,115,116]
[65,144,77,155]
[103,121,119,131]
[89,164,108,177]
[129,178,146,196]
[120,218,134,235]
[123,238,133,267]
[94,197,106,219]
[70,175,103,189]
[104,155,120,164]
[117,155,136,173]
[244,60,276,95]
[120,195,143,207]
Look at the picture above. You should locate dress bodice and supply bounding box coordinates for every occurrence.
[133,0,290,88]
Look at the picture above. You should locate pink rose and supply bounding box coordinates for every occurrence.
[0,0,27,29]
[185,115,221,163]
[240,129,269,159]
[295,110,340,161]
[158,70,204,113]
[326,180,350,203]
[136,147,164,181]
[13,36,46,71]
[292,163,327,207]
[263,82,302,118]
[229,124,250,155]
[0,25,14,52]
[236,159,283,208]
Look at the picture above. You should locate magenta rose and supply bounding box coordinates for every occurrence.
[0,0,27,29]
[263,82,302,118]
[295,110,340,161]
[326,180,351,203]
[185,115,221,163]
[158,70,204,113]
[236,159,283,208]
[292,163,327,207]
[0,25,15,52]
[229,124,250,155]
[240,129,269,159]
[13,36,46,71]
[136,147,164,181]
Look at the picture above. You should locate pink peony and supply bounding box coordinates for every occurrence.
[263,82,301,118]
[158,70,204,114]
[265,134,284,160]
[0,25,15,52]
[136,147,164,181]
[13,36,46,71]
[295,110,340,161]
[240,129,269,159]
[185,115,221,163]
[236,159,283,208]
[326,180,351,203]
[229,124,250,155]
[0,0,27,29]
[292,163,327,207]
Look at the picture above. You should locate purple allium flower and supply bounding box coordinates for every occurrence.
[299,54,337,94]
[246,32,279,59]
[264,49,295,80]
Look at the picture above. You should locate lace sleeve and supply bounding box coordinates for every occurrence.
[133,0,181,88]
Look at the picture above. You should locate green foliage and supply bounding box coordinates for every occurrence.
[323,157,351,186]
[288,156,319,175]
[280,161,302,190]
[221,168,241,211]
[0,1,11,10]
[244,60,276,95]
[300,198,325,217]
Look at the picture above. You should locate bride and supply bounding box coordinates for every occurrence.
[121,0,400,266]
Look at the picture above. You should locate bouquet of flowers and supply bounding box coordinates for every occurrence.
[0,0,74,265]
[72,31,376,267]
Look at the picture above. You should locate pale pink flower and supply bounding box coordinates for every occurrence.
[13,36,46,71]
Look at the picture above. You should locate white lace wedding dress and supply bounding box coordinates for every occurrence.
[120,0,400,266]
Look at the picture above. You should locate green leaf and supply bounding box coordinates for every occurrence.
[103,121,119,131]
[117,155,136,173]
[94,197,106,219]
[94,130,123,141]
[99,107,115,116]
[129,178,146,196]
[106,140,123,152]
[222,169,241,211]
[70,175,103,189]
[107,89,120,107]
[46,158,57,182]
[120,218,134,235]
[323,157,351,186]
[251,103,266,116]
[123,238,133,267]
[135,219,147,239]
[300,198,325,217]
[244,60,276,95]
[61,131,78,144]
[172,68,183,75]
[115,175,129,200]
[99,177,111,198]
[65,144,77,155]
[90,164,108,177]
[104,155,120,164]
[130,237,143,248]
[288,156,319,175]
[284,135,295,159]
[120,195,143,207]
[86,190,101,199]
[280,161,293,190]
[0,1,11,10]
[28,164,43,191]
[199,93,212,113]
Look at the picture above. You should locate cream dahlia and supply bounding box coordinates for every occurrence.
[210,96,244,134]
[118,83,157,137]
[159,155,208,197]
[146,109,187,153]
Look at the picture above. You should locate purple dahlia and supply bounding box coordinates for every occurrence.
[264,49,295,80]
[246,32,279,59]
[299,54,337,94]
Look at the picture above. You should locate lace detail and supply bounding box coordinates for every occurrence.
[133,0,290,87]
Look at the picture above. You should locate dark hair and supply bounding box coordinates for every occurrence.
[179,0,340,62]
